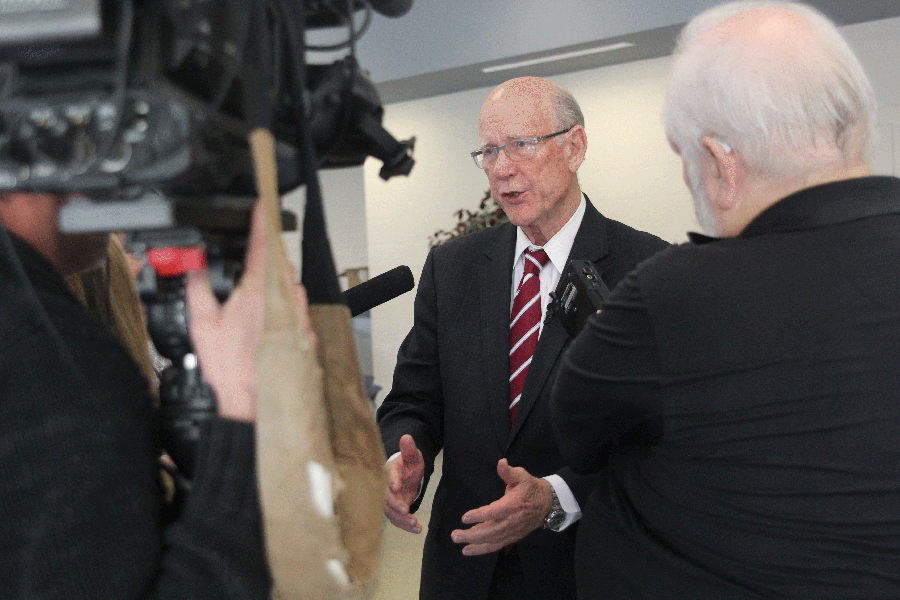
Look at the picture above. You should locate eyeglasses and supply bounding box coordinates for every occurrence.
[470,126,573,169]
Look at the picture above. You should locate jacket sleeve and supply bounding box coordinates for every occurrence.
[0,310,269,600]
[550,269,664,476]
[150,418,270,599]
[376,248,444,510]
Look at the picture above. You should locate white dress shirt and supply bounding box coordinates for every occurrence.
[510,194,586,531]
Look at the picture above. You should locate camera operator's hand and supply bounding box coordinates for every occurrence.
[185,200,312,422]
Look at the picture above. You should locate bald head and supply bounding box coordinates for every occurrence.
[482,77,584,134]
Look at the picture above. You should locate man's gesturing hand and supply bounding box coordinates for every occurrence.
[450,459,553,556]
[384,434,425,534]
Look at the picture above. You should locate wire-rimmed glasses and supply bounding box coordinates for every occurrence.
[470,126,572,169]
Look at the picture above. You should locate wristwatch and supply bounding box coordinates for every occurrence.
[542,486,566,530]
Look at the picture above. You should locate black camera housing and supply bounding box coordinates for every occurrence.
[0,0,414,480]
[548,259,611,337]
[0,0,414,207]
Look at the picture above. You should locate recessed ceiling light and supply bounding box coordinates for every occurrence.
[481,42,635,74]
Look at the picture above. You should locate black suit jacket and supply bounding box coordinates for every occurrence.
[377,197,669,600]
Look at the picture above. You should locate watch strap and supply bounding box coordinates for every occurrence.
[542,485,566,530]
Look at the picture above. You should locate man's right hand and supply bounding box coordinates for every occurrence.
[384,434,425,534]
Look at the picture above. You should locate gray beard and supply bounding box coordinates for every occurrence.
[686,160,721,237]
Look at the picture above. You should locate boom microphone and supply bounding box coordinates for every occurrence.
[342,265,414,316]
[308,0,414,27]
[368,0,414,18]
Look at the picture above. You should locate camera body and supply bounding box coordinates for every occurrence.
[0,0,414,226]
[548,259,611,337]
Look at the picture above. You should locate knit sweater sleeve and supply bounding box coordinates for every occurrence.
[0,278,269,599]
[150,418,270,599]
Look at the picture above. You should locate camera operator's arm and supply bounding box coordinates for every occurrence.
[0,195,295,599]
[150,200,314,598]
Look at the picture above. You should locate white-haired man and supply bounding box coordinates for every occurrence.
[552,2,900,598]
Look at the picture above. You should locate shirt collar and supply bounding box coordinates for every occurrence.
[3,230,74,301]
[688,176,900,245]
[514,194,587,270]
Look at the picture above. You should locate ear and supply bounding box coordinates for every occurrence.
[564,125,587,173]
[0,192,43,232]
[0,192,65,267]
[700,135,740,210]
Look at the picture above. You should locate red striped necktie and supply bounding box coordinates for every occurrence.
[508,248,549,423]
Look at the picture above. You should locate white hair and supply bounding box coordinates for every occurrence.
[551,86,585,132]
[664,1,877,183]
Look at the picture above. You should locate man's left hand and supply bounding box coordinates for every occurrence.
[450,459,553,556]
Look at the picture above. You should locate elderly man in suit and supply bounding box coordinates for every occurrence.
[552,2,900,598]
[377,76,669,599]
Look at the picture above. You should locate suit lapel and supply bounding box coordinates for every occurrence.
[508,198,609,445]
[479,224,517,450]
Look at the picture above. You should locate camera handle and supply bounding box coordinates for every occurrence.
[138,237,236,481]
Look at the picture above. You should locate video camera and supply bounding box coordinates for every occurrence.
[0,0,414,218]
[0,0,415,478]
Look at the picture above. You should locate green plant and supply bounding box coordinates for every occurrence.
[428,190,508,248]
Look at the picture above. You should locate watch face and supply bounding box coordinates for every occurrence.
[544,508,565,529]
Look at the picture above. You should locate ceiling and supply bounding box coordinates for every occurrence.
[305,0,900,104]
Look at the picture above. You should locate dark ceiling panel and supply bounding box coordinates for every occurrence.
[377,24,681,104]
[375,1,900,105]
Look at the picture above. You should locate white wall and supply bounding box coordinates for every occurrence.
[358,15,900,404]
[282,167,375,376]
[281,166,369,287]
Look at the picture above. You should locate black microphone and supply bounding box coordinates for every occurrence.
[342,265,414,317]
